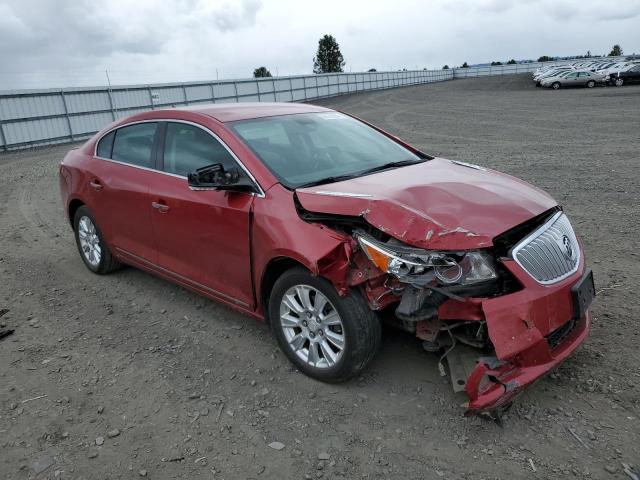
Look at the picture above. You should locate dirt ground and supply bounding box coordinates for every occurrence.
[1,74,639,480]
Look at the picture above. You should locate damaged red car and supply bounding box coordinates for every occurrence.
[59,102,595,414]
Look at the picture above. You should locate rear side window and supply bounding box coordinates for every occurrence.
[111,123,158,168]
[96,131,115,158]
[163,122,237,176]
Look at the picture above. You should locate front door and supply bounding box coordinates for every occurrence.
[563,72,580,85]
[148,121,255,308]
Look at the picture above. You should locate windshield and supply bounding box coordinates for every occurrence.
[230,112,425,188]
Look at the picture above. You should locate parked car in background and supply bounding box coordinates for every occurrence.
[541,70,605,89]
[592,62,618,75]
[607,64,640,86]
[58,102,594,415]
[600,62,632,77]
[534,67,574,86]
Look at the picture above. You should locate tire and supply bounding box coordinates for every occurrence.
[73,206,122,274]
[615,78,624,87]
[586,80,595,88]
[269,267,381,383]
[552,82,561,90]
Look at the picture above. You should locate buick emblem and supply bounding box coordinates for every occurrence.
[561,235,574,260]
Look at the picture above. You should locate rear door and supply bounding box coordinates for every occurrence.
[579,72,593,85]
[147,121,255,308]
[88,122,160,263]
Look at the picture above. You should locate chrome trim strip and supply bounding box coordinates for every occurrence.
[116,248,250,307]
[511,211,581,285]
[93,118,265,198]
[310,190,373,198]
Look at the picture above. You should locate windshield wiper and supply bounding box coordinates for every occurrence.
[295,159,424,189]
[296,174,361,189]
[354,159,425,177]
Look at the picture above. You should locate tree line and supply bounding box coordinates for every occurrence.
[253,37,628,78]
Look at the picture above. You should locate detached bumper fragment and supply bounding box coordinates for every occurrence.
[400,263,594,415]
[465,313,590,413]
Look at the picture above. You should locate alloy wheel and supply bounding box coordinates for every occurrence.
[78,215,101,267]
[279,284,345,369]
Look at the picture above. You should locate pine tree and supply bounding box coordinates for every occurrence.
[313,35,346,74]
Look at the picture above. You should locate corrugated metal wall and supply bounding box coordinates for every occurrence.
[0,69,452,150]
[0,59,606,150]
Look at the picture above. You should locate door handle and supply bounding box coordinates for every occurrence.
[89,180,104,191]
[151,201,170,213]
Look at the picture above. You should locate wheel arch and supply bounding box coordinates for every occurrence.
[259,256,309,326]
[68,198,86,227]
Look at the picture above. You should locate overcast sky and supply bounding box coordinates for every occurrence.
[1,0,639,90]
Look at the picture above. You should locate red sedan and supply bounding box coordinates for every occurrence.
[59,102,594,414]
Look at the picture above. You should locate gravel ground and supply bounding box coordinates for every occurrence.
[1,74,639,480]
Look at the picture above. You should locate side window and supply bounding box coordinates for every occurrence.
[163,123,237,176]
[96,131,115,158]
[111,123,158,168]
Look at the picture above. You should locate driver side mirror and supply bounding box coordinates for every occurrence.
[188,163,257,194]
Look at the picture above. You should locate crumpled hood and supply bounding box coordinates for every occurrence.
[295,157,557,250]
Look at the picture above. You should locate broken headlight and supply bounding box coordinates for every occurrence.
[356,234,497,286]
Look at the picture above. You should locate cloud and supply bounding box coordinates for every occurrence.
[0,0,638,90]
[211,0,263,32]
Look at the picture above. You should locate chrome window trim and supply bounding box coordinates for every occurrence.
[93,118,265,198]
[511,211,581,285]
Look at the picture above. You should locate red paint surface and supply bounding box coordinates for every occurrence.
[296,158,557,250]
[59,104,590,413]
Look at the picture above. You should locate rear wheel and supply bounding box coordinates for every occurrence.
[73,206,122,274]
[615,78,624,87]
[586,80,595,88]
[269,268,381,383]
[552,82,561,90]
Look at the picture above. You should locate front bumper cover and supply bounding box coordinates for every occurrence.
[465,312,590,413]
[467,259,592,413]
[400,256,593,414]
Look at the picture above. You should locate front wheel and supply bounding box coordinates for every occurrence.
[552,82,561,90]
[269,268,381,383]
[586,80,595,88]
[73,206,122,274]
[615,78,624,87]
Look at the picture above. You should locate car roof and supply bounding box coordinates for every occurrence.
[171,102,332,123]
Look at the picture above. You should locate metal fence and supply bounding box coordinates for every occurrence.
[0,57,624,151]
[453,62,544,78]
[0,69,452,151]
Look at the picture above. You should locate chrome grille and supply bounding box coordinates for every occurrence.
[512,212,580,284]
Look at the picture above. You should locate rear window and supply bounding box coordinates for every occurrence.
[96,131,115,158]
[111,123,158,168]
